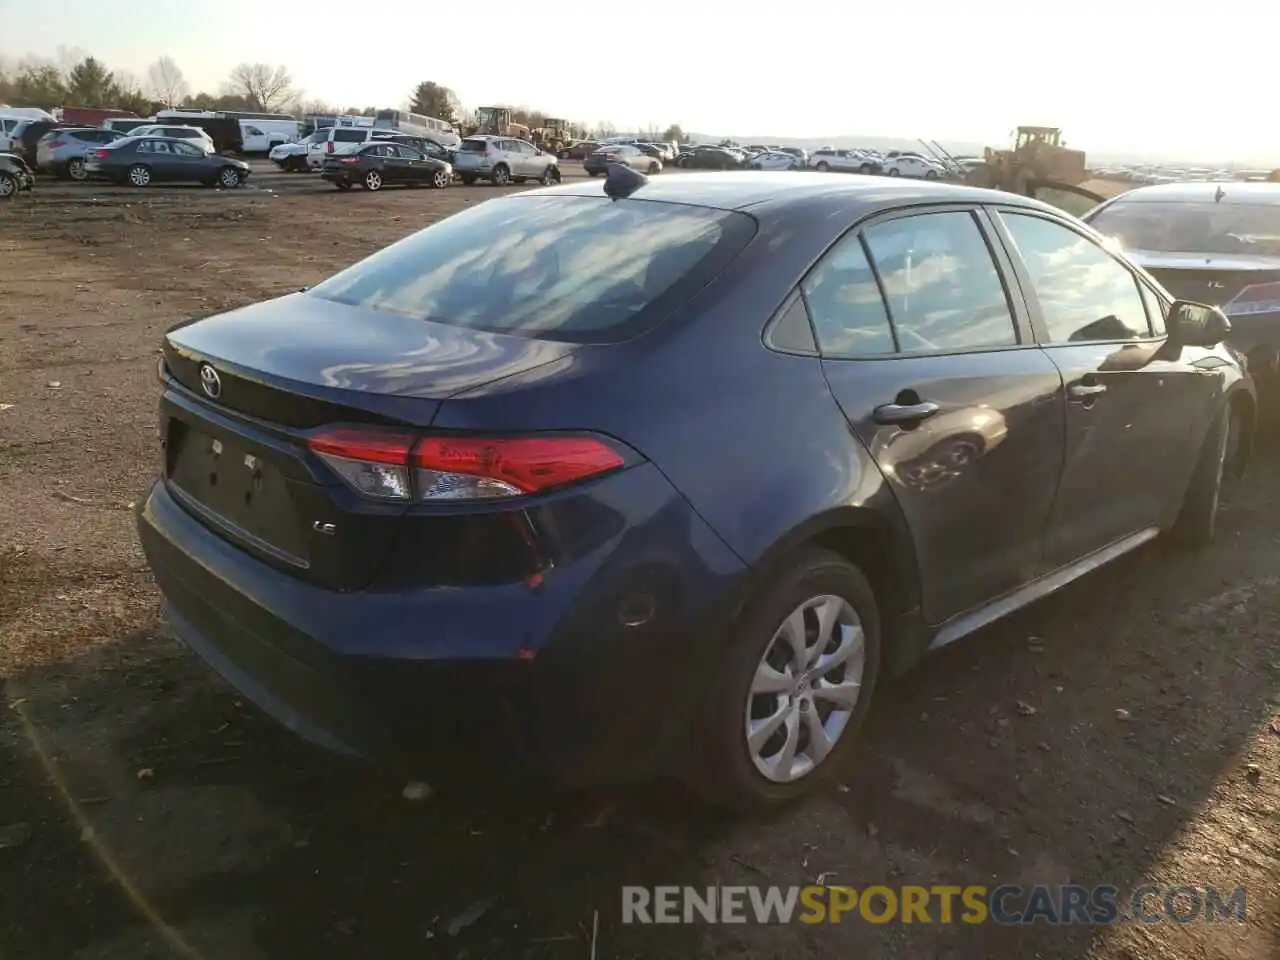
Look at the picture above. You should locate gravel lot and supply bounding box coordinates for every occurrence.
[1,161,1277,959]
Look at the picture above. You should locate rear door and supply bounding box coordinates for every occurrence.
[989,207,1209,566]
[141,140,181,180]
[813,206,1066,624]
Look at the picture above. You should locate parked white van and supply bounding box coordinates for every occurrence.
[0,107,56,152]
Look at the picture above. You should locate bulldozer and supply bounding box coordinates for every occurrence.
[966,126,1087,195]
[531,118,573,154]
[469,106,531,140]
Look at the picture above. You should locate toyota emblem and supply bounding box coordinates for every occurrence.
[199,363,222,400]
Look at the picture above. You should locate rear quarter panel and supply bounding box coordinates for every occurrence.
[431,199,921,613]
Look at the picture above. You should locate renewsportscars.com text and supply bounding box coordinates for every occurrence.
[621,884,1247,925]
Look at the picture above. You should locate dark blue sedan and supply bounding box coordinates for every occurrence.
[137,169,1254,809]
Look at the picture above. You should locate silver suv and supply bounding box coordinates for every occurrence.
[454,136,559,186]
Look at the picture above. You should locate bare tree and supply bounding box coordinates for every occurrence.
[226,63,295,112]
[147,56,189,108]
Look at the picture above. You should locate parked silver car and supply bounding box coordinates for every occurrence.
[453,135,560,186]
[35,128,122,180]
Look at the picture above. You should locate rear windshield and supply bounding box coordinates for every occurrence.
[460,139,488,152]
[332,129,366,142]
[307,195,755,343]
[1088,199,1280,257]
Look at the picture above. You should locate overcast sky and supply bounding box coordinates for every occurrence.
[0,0,1269,160]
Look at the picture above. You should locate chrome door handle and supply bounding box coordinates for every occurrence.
[1068,382,1107,398]
[874,401,940,425]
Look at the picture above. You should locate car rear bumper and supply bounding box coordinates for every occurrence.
[137,463,745,785]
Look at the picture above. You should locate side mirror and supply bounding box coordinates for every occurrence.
[1168,300,1231,347]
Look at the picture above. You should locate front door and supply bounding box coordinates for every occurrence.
[990,208,1207,567]
[168,140,209,181]
[810,206,1066,624]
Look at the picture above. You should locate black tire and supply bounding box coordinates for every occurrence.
[648,162,660,174]
[686,548,882,811]
[1172,405,1236,547]
[364,170,383,191]
[887,168,901,177]
[127,164,151,188]
[540,165,558,186]
[68,158,89,181]
[924,169,939,180]
[0,172,15,200]
[218,167,242,189]
[587,169,600,177]
[816,161,829,172]
[860,164,873,173]
[431,168,451,189]
[460,174,477,186]
[491,164,510,186]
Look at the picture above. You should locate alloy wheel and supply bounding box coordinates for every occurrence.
[365,171,382,191]
[68,158,87,181]
[745,595,865,783]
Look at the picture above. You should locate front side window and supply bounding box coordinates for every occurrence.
[862,211,1018,352]
[1001,213,1150,343]
[307,196,753,343]
[1139,281,1168,335]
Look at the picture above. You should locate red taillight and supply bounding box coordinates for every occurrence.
[339,156,360,165]
[94,149,109,160]
[47,139,65,149]
[306,428,625,502]
[326,142,334,153]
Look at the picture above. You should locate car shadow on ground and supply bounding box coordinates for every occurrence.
[3,442,1279,959]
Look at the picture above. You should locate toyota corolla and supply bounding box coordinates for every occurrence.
[137,168,1254,809]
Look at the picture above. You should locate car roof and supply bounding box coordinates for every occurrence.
[526,170,1061,216]
[1100,180,1280,206]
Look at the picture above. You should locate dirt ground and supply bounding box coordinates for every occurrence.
[1,162,1276,960]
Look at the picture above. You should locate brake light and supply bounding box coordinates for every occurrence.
[95,149,109,160]
[307,428,626,502]
[46,139,65,149]
[339,156,360,165]
[326,142,334,153]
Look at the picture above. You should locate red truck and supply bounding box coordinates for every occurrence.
[56,106,139,126]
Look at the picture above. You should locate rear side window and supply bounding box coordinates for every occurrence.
[801,235,896,356]
[862,212,1017,352]
[460,139,488,152]
[307,196,756,343]
[332,129,366,143]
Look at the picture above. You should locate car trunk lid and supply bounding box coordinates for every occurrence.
[161,294,580,589]
[1132,250,1280,316]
